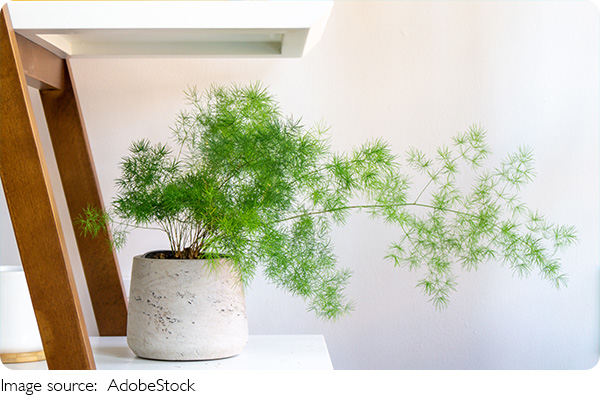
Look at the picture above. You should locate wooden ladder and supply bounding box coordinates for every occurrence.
[0,5,128,370]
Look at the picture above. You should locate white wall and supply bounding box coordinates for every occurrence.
[1,1,598,369]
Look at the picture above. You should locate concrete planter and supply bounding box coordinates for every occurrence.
[127,253,248,361]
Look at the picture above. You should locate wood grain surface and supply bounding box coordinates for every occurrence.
[1,5,95,370]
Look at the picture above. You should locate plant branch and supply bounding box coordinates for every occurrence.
[275,202,473,224]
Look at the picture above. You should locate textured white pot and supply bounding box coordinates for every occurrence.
[127,253,248,361]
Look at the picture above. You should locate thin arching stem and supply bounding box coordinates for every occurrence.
[275,202,473,224]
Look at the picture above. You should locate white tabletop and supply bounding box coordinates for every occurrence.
[4,335,334,370]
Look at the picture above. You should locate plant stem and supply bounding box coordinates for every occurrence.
[116,221,165,232]
[275,202,472,224]
[412,150,468,205]
[217,157,258,191]
[412,176,437,205]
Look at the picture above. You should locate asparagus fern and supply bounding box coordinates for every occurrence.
[77,83,577,319]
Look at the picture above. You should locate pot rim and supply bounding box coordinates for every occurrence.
[135,251,231,261]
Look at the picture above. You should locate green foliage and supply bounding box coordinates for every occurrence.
[76,83,577,320]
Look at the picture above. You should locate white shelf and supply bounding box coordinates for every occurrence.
[3,335,334,370]
[7,1,333,58]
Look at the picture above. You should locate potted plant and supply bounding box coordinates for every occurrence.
[77,82,577,361]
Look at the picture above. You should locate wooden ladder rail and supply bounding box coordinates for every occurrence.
[0,5,127,370]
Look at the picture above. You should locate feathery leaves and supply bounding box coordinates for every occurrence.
[75,84,577,318]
